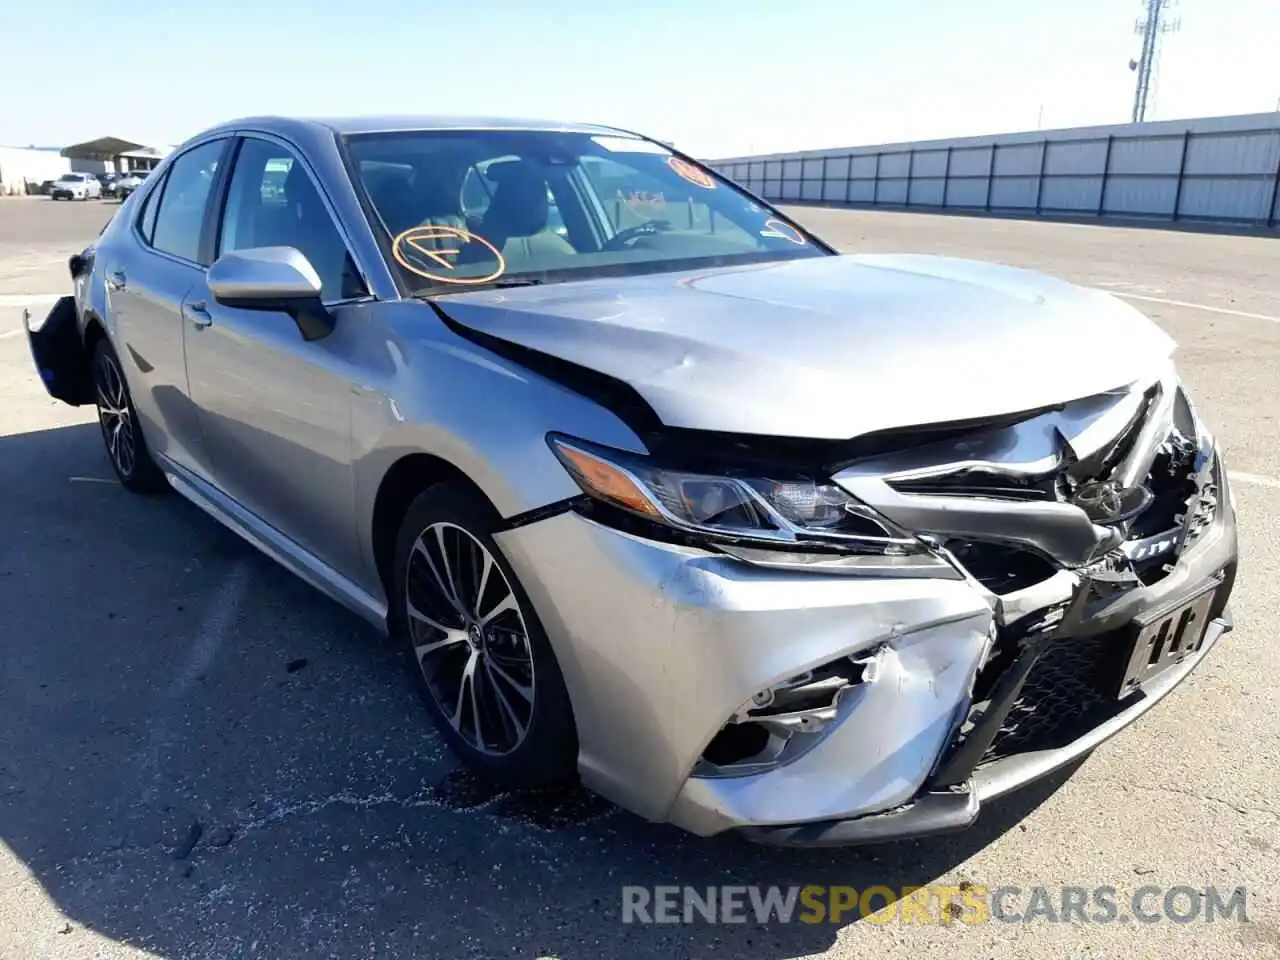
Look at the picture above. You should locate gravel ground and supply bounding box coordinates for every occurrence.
[0,196,1277,959]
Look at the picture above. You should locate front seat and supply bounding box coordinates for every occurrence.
[265,164,360,300]
[469,161,574,271]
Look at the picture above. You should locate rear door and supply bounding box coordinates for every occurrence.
[100,138,229,477]
[181,134,373,578]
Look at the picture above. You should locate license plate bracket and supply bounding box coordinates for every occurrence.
[1115,577,1220,699]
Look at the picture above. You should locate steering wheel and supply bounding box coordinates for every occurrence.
[600,218,671,252]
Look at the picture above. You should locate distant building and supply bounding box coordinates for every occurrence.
[0,146,70,195]
[60,136,173,173]
[0,136,174,195]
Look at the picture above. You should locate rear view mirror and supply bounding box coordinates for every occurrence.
[207,246,334,341]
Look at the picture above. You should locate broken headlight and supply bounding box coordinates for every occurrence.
[548,434,951,573]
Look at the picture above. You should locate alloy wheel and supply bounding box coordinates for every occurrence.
[95,351,136,478]
[405,522,537,756]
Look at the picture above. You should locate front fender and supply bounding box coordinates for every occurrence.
[349,318,650,590]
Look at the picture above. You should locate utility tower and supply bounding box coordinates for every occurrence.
[1130,0,1181,123]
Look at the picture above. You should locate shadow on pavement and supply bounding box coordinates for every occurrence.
[0,422,1081,959]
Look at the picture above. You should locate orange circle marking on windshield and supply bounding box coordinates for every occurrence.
[666,156,717,190]
[392,225,505,285]
[761,219,807,245]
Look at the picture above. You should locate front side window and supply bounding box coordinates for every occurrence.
[216,137,366,303]
[150,139,225,263]
[344,129,826,294]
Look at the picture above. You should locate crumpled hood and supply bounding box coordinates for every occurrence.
[436,253,1175,439]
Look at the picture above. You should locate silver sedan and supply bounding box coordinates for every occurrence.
[26,115,1238,846]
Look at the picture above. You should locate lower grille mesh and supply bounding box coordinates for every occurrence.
[979,631,1131,764]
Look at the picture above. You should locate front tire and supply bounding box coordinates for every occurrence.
[92,338,167,493]
[392,482,578,785]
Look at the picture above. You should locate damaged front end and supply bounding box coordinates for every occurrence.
[733,363,1237,846]
[491,329,1235,844]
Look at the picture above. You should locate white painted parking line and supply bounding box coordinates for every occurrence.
[1232,471,1280,490]
[1108,291,1280,325]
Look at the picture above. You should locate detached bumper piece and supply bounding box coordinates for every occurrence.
[26,295,94,406]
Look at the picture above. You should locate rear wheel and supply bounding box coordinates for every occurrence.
[92,338,167,493]
[392,483,577,785]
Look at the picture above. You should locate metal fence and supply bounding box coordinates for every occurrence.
[709,112,1280,228]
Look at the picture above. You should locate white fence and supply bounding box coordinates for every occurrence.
[709,112,1280,228]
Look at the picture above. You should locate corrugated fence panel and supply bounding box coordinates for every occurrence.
[946,178,988,207]
[1178,179,1274,221]
[877,176,909,205]
[847,177,876,203]
[990,176,1038,209]
[1107,136,1184,175]
[948,146,992,178]
[850,155,878,178]
[878,152,911,179]
[912,150,949,178]
[993,143,1041,176]
[1184,131,1279,175]
[909,178,946,206]
[1040,176,1103,212]
[1104,175,1179,216]
[710,112,1280,226]
[1043,139,1108,175]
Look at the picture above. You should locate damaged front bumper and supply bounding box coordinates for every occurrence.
[496,481,1235,845]
[25,295,95,406]
[497,368,1239,846]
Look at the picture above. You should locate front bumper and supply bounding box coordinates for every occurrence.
[496,467,1237,845]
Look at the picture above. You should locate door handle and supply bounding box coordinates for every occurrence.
[107,269,127,291]
[186,301,213,329]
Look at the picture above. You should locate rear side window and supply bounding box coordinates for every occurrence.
[150,140,225,264]
[136,170,167,244]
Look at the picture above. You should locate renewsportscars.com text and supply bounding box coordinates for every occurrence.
[621,884,1249,925]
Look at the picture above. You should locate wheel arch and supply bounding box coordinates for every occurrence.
[369,452,492,615]
[82,311,108,353]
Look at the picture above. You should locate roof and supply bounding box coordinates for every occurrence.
[206,114,630,138]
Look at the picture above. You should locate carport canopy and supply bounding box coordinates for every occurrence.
[60,137,149,161]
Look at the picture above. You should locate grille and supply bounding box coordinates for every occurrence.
[979,630,1131,764]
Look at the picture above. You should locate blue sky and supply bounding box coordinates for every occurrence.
[2,0,1276,158]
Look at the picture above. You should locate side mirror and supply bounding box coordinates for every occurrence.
[207,246,334,341]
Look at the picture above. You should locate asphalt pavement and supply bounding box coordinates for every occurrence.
[0,196,1277,959]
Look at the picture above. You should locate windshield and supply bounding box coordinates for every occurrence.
[343,129,828,294]
[57,174,82,182]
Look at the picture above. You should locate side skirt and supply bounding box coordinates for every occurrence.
[159,456,389,632]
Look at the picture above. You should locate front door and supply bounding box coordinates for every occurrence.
[181,135,372,579]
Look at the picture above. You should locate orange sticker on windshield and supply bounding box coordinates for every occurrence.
[760,219,807,245]
[392,225,506,285]
[666,156,716,190]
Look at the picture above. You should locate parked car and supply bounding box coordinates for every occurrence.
[97,172,121,198]
[116,169,149,199]
[26,115,1238,847]
[49,172,102,201]
[38,179,57,195]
